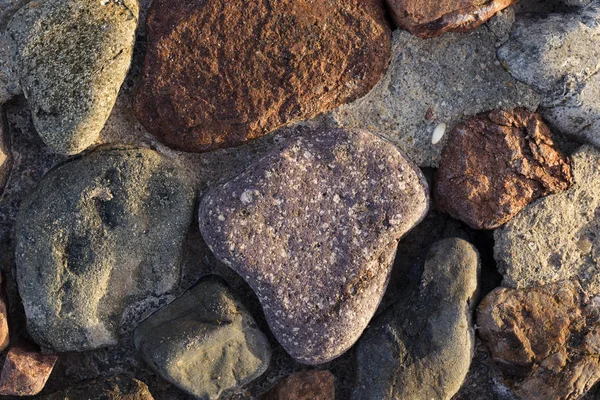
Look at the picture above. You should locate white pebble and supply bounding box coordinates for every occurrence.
[432,123,446,145]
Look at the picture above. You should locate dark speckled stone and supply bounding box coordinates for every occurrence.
[199,127,429,365]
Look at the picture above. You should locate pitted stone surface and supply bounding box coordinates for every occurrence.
[386,0,518,38]
[352,238,480,400]
[494,145,600,293]
[133,0,391,153]
[199,128,429,365]
[434,109,573,230]
[6,0,138,154]
[331,28,539,167]
[16,147,196,351]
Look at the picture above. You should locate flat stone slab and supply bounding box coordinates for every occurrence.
[199,127,429,364]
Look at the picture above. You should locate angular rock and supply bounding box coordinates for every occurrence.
[134,277,271,400]
[332,28,539,167]
[40,375,154,400]
[16,147,196,351]
[261,370,335,400]
[199,128,429,364]
[477,280,600,400]
[352,238,480,400]
[6,0,138,154]
[0,344,58,396]
[494,145,600,293]
[386,0,518,38]
[434,109,573,230]
[133,0,391,153]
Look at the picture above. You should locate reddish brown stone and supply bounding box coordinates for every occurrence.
[0,273,9,352]
[134,0,391,153]
[433,109,572,230]
[386,0,518,38]
[260,370,335,400]
[477,281,600,400]
[0,344,58,396]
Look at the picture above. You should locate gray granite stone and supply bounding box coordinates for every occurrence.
[331,28,539,167]
[135,277,271,400]
[352,238,480,400]
[15,147,196,351]
[6,0,138,154]
[199,127,429,365]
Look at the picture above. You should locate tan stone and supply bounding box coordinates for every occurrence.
[261,370,335,400]
[0,344,58,396]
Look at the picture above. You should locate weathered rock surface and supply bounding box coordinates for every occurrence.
[386,0,518,38]
[134,0,391,153]
[199,128,429,364]
[0,344,58,396]
[434,109,573,230]
[332,28,539,167]
[135,277,271,400]
[494,145,600,293]
[0,272,9,353]
[478,280,600,400]
[499,3,600,146]
[16,147,195,351]
[352,238,479,400]
[40,375,154,400]
[6,0,138,154]
[261,370,335,400]
[0,104,11,197]
[0,33,19,105]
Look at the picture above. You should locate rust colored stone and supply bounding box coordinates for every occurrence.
[386,0,518,38]
[134,0,391,153]
[433,109,572,230]
[261,370,335,400]
[0,272,8,352]
[0,344,58,396]
[477,281,600,400]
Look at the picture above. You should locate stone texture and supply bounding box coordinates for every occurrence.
[352,238,480,400]
[331,28,539,167]
[261,370,335,400]
[478,280,600,400]
[15,147,196,352]
[199,128,429,365]
[6,0,138,154]
[494,145,600,293]
[0,104,11,197]
[434,109,573,230]
[0,272,9,353]
[386,0,518,38]
[40,375,154,400]
[134,277,271,400]
[133,0,391,153]
[0,33,20,105]
[0,344,58,396]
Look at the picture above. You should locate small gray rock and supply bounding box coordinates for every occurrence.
[352,238,480,400]
[331,28,539,167]
[6,0,138,154]
[0,33,20,104]
[199,128,429,365]
[135,277,271,400]
[494,145,600,293]
[16,147,196,351]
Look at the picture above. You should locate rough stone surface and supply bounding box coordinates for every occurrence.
[0,33,20,104]
[40,375,154,400]
[6,0,138,154]
[0,272,9,353]
[199,128,429,365]
[15,147,196,352]
[261,370,335,400]
[494,145,600,293]
[478,280,600,400]
[133,0,391,153]
[331,28,540,167]
[352,238,479,400]
[134,277,271,400]
[0,105,11,196]
[0,344,58,396]
[386,0,518,38]
[434,109,573,230]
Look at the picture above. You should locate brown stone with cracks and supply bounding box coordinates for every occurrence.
[260,370,335,400]
[0,343,58,396]
[386,0,519,38]
[133,0,391,153]
[433,108,573,230]
[477,281,600,400]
